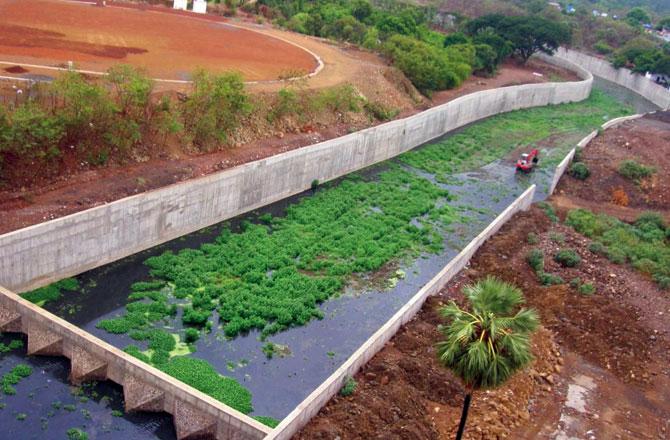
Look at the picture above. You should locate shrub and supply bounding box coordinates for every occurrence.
[182,70,251,150]
[314,84,362,113]
[268,87,302,123]
[607,247,627,264]
[527,232,539,244]
[578,283,595,295]
[554,249,581,267]
[568,162,590,180]
[569,277,581,288]
[339,376,357,396]
[588,241,608,255]
[537,202,558,223]
[618,160,655,181]
[549,232,565,244]
[1,101,64,166]
[526,249,544,272]
[538,272,564,285]
[594,40,613,54]
[364,101,399,121]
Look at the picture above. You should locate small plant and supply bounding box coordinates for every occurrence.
[526,249,544,273]
[311,179,319,191]
[578,283,595,295]
[526,232,539,244]
[568,162,590,180]
[16,413,27,421]
[537,202,558,223]
[554,249,581,267]
[339,376,357,397]
[569,277,581,288]
[364,101,399,121]
[111,409,123,417]
[549,232,565,244]
[63,404,76,412]
[538,272,564,285]
[618,160,655,182]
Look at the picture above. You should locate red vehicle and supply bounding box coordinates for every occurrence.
[516,148,539,172]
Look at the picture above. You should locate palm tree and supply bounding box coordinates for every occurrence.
[437,276,539,440]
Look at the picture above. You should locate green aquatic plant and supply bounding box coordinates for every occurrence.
[1,364,32,396]
[22,278,79,307]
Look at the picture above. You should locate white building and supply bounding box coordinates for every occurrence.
[193,0,207,14]
[173,0,187,11]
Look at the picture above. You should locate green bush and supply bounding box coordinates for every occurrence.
[314,84,362,113]
[66,428,89,440]
[594,40,614,54]
[588,241,608,255]
[618,160,655,181]
[554,249,581,267]
[527,232,539,244]
[538,272,564,286]
[578,283,595,295]
[364,101,399,121]
[569,162,590,180]
[339,376,357,396]
[182,70,251,150]
[526,249,544,272]
[268,87,302,123]
[1,101,64,165]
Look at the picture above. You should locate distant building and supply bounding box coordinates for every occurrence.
[566,4,576,13]
[646,72,670,89]
[193,0,207,14]
[173,0,187,11]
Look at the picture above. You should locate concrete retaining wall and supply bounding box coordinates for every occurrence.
[554,48,670,110]
[0,284,271,440]
[266,185,536,440]
[0,58,592,293]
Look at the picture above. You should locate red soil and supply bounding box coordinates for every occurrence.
[0,0,317,81]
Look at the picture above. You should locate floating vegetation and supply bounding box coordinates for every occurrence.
[1,364,33,396]
[22,278,80,307]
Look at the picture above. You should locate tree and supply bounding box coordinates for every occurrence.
[437,277,539,440]
[466,15,571,63]
[626,7,651,25]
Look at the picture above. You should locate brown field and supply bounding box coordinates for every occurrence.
[0,0,318,81]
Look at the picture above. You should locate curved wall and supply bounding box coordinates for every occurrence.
[0,56,592,293]
[554,47,670,110]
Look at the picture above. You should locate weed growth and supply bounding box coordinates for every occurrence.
[568,162,590,180]
[22,278,79,307]
[339,376,357,397]
[567,209,670,289]
[554,249,581,267]
[618,160,655,182]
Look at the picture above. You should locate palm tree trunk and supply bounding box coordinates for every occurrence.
[455,392,472,440]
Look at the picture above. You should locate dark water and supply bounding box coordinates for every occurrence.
[2,80,655,436]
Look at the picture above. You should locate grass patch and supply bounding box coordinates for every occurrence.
[253,416,280,428]
[554,249,581,267]
[567,210,670,289]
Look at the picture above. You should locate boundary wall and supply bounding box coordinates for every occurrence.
[0,58,592,293]
[553,48,670,110]
[266,184,537,440]
[0,284,271,440]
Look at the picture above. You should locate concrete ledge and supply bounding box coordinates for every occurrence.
[265,185,537,440]
[0,284,271,440]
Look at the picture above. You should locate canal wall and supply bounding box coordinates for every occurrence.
[0,285,271,440]
[266,184,537,440]
[553,48,670,110]
[0,57,592,293]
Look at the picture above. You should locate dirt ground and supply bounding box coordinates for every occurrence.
[296,114,670,440]
[0,57,575,234]
[0,0,317,81]
[297,204,670,440]
[553,112,670,223]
